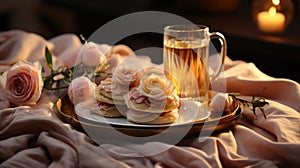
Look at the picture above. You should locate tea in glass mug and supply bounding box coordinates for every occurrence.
[163,24,227,102]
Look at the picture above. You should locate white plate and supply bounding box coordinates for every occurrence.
[75,99,211,128]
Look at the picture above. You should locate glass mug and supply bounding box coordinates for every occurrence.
[163,24,227,102]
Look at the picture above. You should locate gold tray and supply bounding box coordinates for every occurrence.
[56,95,242,141]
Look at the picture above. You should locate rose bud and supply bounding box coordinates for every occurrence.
[0,61,43,106]
[68,76,96,105]
[77,42,106,67]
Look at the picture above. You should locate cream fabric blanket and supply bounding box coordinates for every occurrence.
[0,30,299,168]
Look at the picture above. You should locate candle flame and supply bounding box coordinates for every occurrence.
[272,0,280,5]
[269,7,277,16]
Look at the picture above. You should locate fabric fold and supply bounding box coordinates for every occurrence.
[0,30,299,168]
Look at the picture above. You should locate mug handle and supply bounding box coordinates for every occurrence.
[209,32,227,81]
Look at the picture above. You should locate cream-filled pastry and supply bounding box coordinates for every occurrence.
[96,78,125,104]
[112,65,144,90]
[76,98,124,118]
[95,78,127,117]
[95,64,144,118]
[125,73,179,124]
[126,108,179,125]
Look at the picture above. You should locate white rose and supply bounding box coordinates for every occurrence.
[137,74,176,104]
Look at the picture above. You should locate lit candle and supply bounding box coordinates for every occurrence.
[257,7,286,33]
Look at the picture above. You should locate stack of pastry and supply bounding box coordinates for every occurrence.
[94,65,144,117]
[74,66,180,125]
[94,78,125,117]
[125,73,180,124]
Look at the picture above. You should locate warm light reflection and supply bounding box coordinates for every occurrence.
[272,0,280,5]
[257,5,285,33]
[269,6,277,16]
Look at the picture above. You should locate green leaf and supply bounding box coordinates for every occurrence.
[45,46,53,69]
[229,93,269,119]
[228,92,240,97]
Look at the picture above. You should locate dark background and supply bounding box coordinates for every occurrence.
[0,0,299,82]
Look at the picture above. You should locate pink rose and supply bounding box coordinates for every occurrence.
[77,42,106,67]
[112,65,144,90]
[0,61,43,106]
[68,76,96,105]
